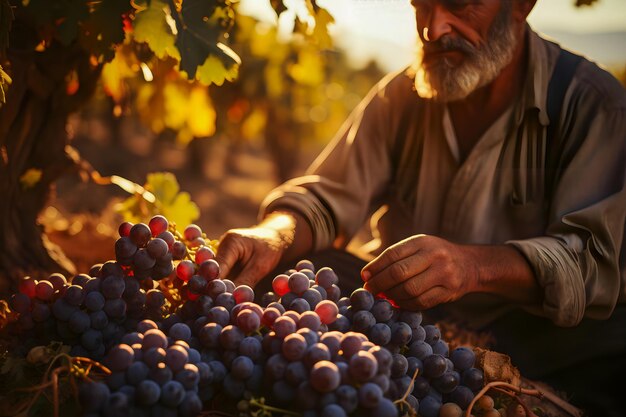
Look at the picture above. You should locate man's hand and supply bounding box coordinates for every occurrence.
[215,210,313,288]
[361,234,540,310]
[361,235,479,310]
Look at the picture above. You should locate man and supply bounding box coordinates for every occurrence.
[216,1,626,415]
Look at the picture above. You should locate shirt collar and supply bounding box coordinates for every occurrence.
[515,25,561,126]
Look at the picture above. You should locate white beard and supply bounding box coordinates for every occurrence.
[411,7,518,102]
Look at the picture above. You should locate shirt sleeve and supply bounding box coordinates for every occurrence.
[260,73,409,251]
[508,68,626,327]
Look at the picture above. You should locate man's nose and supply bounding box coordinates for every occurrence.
[422,4,453,43]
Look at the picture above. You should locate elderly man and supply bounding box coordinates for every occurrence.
[216,1,626,415]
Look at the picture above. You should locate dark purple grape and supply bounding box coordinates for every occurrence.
[321,404,347,417]
[329,314,350,332]
[206,279,227,299]
[335,384,358,413]
[233,285,254,304]
[145,289,165,309]
[288,272,310,296]
[142,328,168,350]
[64,285,84,306]
[352,310,376,333]
[419,395,442,417]
[370,398,399,417]
[231,355,254,380]
[90,310,109,330]
[171,241,187,260]
[115,237,137,260]
[326,284,341,302]
[310,360,340,393]
[461,367,484,392]
[407,356,424,378]
[286,360,308,386]
[156,231,175,248]
[137,319,158,333]
[450,347,475,371]
[391,353,409,378]
[10,293,31,313]
[371,299,394,322]
[146,238,168,259]
[220,325,244,350]
[52,299,76,321]
[81,329,103,351]
[68,310,90,333]
[47,273,68,291]
[449,385,474,409]
[129,223,151,247]
[432,339,449,356]
[290,297,311,313]
[433,371,460,394]
[102,276,125,299]
[79,381,110,412]
[214,292,235,311]
[358,382,383,408]
[188,275,207,294]
[282,333,308,362]
[175,364,200,391]
[350,288,375,311]
[103,298,126,319]
[31,302,51,322]
[133,249,156,270]
[198,259,220,280]
[160,380,185,407]
[315,267,338,289]
[391,321,413,346]
[423,354,447,379]
[149,362,173,386]
[273,316,297,338]
[424,324,441,345]
[369,323,392,346]
[349,350,378,382]
[168,322,191,341]
[238,336,262,361]
[266,353,289,380]
[236,309,261,334]
[408,340,434,360]
[207,306,230,327]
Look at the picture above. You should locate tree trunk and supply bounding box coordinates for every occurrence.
[0,40,101,294]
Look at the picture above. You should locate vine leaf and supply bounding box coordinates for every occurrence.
[0,64,11,105]
[133,0,180,60]
[79,0,133,62]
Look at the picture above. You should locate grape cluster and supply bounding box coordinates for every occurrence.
[79,320,208,417]
[115,216,175,280]
[9,261,167,359]
[5,213,489,417]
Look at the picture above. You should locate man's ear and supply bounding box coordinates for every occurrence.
[512,0,538,23]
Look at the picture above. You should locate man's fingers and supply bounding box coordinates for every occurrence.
[363,254,430,296]
[362,234,427,278]
[390,286,448,311]
[233,254,270,289]
[215,237,242,280]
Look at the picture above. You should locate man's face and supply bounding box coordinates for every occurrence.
[410,0,519,102]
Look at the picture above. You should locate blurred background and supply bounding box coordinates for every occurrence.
[46,0,626,270]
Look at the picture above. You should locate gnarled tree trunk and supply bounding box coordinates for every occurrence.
[0,34,101,294]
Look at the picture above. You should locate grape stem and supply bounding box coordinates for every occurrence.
[394,367,420,416]
[248,397,301,416]
[464,381,543,417]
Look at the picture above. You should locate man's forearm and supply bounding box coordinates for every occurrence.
[262,209,314,264]
[464,244,541,305]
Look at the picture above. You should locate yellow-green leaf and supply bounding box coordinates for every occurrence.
[160,191,200,229]
[133,0,180,60]
[195,54,239,86]
[145,172,181,205]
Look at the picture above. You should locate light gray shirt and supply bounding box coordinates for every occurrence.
[261,28,626,327]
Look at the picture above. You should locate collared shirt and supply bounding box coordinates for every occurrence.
[260,28,626,327]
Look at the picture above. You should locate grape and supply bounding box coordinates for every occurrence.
[271,274,289,296]
[179,391,203,417]
[194,246,215,264]
[288,298,309,313]
[349,350,378,382]
[10,293,31,314]
[115,237,137,260]
[220,325,245,350]
[358,382,383,408]
[156,231,175,248]
[160,380,185,407]
[137,319,158,333]
[207,306,230,327]
[101,276,125,299]
[408,340,434,360]
[433,371,460,394]
[315,267,338,289]
[222,279,236,293]
[206,279,227,299]
[16,277,35,298]
[302,288,323,309]
[183,224,202,241]
[350,288,375,311]
[103,298,127,319]
[68,310,90,333]
[449,385,474,409]
[310,361,341,393]
[340,333,363,359]
[236,309,261,333]
[423,354,447,379]
[145,289,165,309]
[352,310,376,333]
[79,381,110,412]
[198,259,220,280]
[84,291,105,311]
[148,215,168,236]
[390,321,413,346]
[424,324,441,345]
[83,277,102,293]
[231,355,254,380]
[370,299,394,322]
[329,384,356,413]
[168,323,191,341]
[370,398,399,417]
[315,300,339,324]
[118,221,133,238]
[265,353,288,380]
[326,284,341,302]
[90,310,109,330]
[461,367,484,392]
[126,361,150,386]
[126,224,150,248]
[389,353,408,378]
[81,329,103,351]
[273,316,297,338]
[72,273,91,288]
[329,314,350,332]
[238,336,262,361]
[146,238,168,259]
[368,323,391,346]
[142,329,168,350]
[450,347,475,371]
[432,339,449,356]
[261,307,281,327]
[272,379,296,404]
[419,395,443,417]
[172,363,200,390]
[150,362,173,386]
[407,356,423,377]
[321,404,347,417]
[296,259,315,272]
[215,292,235,311]
[233,285,255,304]
[282,333,308,362]
[171,241,187,260]
[297,311,321,331]
[31,302,51,322]
[318,332,341,358]
[288,272,310,295]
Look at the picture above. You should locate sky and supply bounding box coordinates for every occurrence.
[238,0,626,71]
